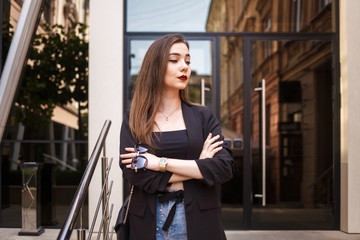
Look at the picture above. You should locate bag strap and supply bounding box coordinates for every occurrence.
[123,184,134,224]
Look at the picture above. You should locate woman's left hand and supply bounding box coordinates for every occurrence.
[199,133,223,159]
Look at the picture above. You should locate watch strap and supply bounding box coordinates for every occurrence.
[159,157,168,172]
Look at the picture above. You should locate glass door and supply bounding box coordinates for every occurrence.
[249,39,336,229]
[219,37,337,230]
[219,36,245,230]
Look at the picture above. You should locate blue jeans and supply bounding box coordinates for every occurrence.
[156,196,187,240]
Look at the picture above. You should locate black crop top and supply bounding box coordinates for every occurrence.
[152,130,189,159]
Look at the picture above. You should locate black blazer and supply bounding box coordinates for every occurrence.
[119,102,234,240]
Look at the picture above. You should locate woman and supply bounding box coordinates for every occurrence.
[119,34,234,240]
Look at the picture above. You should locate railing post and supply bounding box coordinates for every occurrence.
[102,145,109,240]
[96,181,113,240]
[77,206,86,240]
[87,158,113,240]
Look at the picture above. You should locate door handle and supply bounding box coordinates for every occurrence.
[201,78,210,106]
[254,79,266,206]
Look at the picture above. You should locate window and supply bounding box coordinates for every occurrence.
[291,0,303,32]
[319,0,331,10]
[43,0,53,25]
[263,15,272,58]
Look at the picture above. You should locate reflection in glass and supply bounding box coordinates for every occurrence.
[206,0,334,33]
[126,0,335,33]
[251,40,334,230]
[1,140,88,228]
[127,0,211,32]
[220,37,244,230]
[220,37,335,229]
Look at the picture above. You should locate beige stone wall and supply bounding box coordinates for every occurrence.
[88,0,124,231]
[340,0,360,234]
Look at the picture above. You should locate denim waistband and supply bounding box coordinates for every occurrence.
[157,190,184,231]
[158,190,184,203]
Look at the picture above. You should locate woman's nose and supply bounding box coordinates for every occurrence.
[179,60,189,71]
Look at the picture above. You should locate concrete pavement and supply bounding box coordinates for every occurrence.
[1,228,360,240]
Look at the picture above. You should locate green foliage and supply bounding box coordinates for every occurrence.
[15,23,88,129]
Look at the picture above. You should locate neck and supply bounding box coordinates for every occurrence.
[159,89,181,112]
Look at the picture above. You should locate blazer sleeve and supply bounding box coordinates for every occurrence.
[119,111,173,194]
[194,107,235,187]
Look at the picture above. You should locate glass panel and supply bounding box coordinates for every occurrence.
[2,0,14,72]
[207,0,335,33]
[220,36,244,230]
[129,40,213,107]
[126,0,335,33]
[1,1,89,227]
[128,40,154,103]
[187,40,213,108]
[1,140,88,227]
[1,103,88,227]
[250,40,334,229]
[126,0,212,32]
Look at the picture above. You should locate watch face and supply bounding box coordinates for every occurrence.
[160,158,167,164]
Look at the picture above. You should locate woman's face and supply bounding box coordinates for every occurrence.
[163,42,191,92]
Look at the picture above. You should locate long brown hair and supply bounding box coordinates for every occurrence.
[129,34,192,147]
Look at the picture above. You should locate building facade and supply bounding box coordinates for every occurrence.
[89,0,360,233]
[1,0,360,235]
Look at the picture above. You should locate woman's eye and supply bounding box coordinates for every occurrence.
[169,60,177,63]
[186,61,191,65]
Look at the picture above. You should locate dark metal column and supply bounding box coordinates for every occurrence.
[0,0,45,142]
[243,38,253,230]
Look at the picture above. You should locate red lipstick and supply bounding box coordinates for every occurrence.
[178,75,188,81]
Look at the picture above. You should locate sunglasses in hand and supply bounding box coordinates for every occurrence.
[131,143,148,172]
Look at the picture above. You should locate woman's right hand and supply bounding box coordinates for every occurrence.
[120,147,161,171]
[199,133,223,159]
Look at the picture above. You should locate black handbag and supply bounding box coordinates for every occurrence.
[115,185,134,240]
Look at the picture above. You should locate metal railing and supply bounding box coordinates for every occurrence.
[57,120,113,240]
[308,165,333,207]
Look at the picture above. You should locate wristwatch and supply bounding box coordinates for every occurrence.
[159,157,168,172]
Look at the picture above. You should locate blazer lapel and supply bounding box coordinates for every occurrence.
[182,102,203,160]
[182,102,205,206]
